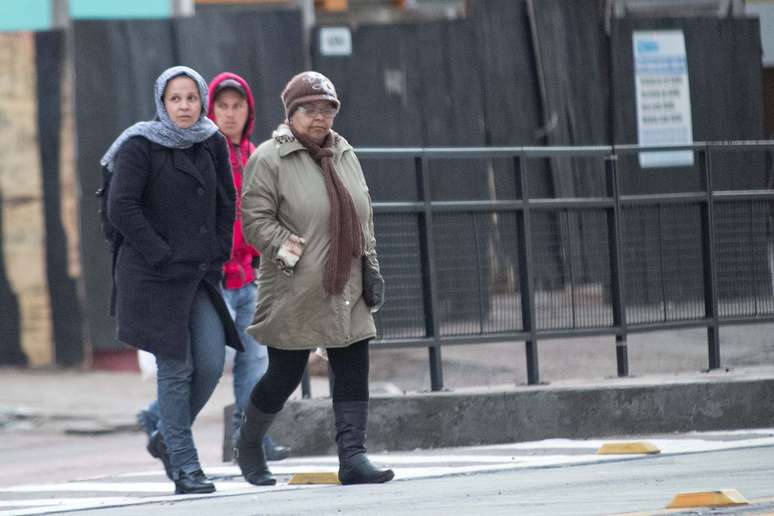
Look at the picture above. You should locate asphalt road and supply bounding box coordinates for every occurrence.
[2,430,773,516]
[72,443,774,516]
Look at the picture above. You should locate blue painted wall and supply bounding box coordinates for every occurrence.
[0,0,171,32]
[70,0,171,19]
[0,0,51,32]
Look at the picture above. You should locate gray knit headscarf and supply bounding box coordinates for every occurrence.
[100,66,219,171]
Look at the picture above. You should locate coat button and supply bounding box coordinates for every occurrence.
[200,226,207,234]
[197,187,205,196]
[199,262,208,271]
[345,300,350,306]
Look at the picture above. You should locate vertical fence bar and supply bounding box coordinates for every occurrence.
[514,154,540,385]
[657,206,667,321]
[472,213,487,329]
[416,155,444,391]
[699,146,721,369]
[605,154,628,377]
[300,369,311,398]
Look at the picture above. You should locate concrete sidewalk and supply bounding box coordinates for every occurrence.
[0,366,331,432]
[2,363,773,456]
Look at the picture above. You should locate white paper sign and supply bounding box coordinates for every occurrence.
[320,27,352,56]
[633,30,694,168]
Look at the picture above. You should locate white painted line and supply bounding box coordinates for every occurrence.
[0,481,253,494]
[393,463,523,479]
[686,428,774,436]
[476,436,774,454]
[0,482,334,516]
[474,439,603,451]
[0,498,134,508]
[0,499,139,516]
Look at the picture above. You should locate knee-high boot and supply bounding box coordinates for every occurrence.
[235,403,277,486]
[333,401,394,485]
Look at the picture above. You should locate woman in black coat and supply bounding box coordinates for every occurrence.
[103,66,241,495]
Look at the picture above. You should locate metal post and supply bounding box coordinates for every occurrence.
[699,146,721,369]
[605,155,628,377]
[515,155,539,385]
[171,0,195,17]
[416,156,444,391]
[301,368,311,399]
[51,0,70,28]
[327,362,335,399]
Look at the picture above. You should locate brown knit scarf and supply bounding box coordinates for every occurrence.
[290,126,364,295]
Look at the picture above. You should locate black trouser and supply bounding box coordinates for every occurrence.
[250,339,370,414]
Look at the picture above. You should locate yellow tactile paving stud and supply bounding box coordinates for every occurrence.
[287,472,341,485]
[666,489,749,509]
[596,441,661,455]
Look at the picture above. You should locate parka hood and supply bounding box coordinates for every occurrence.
[207,72,255,143]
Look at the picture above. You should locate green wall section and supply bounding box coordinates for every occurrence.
[0,0,51,32]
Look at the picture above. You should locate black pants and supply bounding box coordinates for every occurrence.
[250,339,370,414]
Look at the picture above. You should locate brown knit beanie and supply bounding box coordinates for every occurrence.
[281,71,340,120]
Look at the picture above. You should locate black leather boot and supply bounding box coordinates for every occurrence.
[146,430,173,480]
[235,403,277,486]
[174,469,215,494]
[333,401,394,485]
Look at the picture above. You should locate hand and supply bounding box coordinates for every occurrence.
[275,234,305,275]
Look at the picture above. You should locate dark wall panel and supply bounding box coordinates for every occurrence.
[0,187,25,365]
[74,19,175,351]
[175,9,306,140]
[313,23,425,203]
[612,17,766,194]
[313,19,493,331]
[611,17,768,306]
[36,30,84,366]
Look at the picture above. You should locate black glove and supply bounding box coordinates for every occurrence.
[362,253,385,311]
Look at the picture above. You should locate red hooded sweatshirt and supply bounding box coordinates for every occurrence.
[207,72,259,290]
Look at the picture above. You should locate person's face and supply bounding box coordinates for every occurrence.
[289,100,337,145]
[163,76,201,129]
[213,89,249,144]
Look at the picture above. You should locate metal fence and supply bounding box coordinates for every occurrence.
[301,142,774,397]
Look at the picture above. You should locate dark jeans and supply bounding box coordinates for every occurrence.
[156,286,226,477]
[250,340,370,414]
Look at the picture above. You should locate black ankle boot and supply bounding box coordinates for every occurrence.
[235,403,277,486]
[174,469,215,494]
[333,401,394,485]
[147,431,173,480]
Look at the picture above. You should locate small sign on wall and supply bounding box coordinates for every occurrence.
[633,30,694,168]
[320,27,352,57]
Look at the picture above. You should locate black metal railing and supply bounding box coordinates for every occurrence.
[300,142,774,397]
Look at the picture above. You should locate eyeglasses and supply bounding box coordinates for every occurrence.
[297,105,338,118]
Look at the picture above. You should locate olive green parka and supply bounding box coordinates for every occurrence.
[241,124,378,350]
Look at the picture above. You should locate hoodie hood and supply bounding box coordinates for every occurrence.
[207,72,255,143]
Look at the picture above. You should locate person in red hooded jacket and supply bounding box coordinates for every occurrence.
[136,72,289,465]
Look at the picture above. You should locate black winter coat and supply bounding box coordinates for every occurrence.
[107,134,242,360]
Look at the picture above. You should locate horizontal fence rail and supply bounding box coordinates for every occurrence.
[301,142,774,397]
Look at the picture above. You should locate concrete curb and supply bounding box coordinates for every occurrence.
[266,374,774,456]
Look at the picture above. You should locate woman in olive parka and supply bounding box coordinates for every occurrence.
[237,71,393,486]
